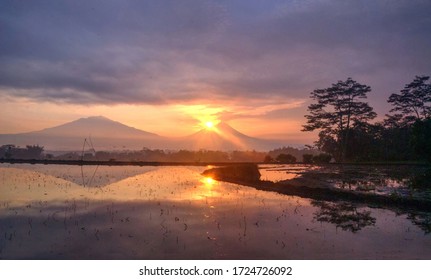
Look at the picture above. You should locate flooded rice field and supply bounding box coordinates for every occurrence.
[1,163,430,259]
[260,164,431,201]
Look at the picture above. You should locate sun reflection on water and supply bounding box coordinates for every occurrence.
[203,177,215,186]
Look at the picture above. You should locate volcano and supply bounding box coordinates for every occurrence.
[0,116,164,150]
[177,121,284,151]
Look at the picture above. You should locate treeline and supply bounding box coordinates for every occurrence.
[263,146,331,163]
[52,146,318,163]
[0,142,331,164]
[303,75,431,163]
[0,145,44,159]
[1,144,326,163]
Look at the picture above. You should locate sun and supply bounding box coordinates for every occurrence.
[201,119,220,130]
[205,121,214,129]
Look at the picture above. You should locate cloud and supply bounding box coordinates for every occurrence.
[214,100,306,121]
[1,0,431,107]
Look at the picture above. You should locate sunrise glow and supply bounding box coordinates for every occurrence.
[200,119,220,131]
[205,121,214,129]
[205,177,214,184]
[203,177,215,187]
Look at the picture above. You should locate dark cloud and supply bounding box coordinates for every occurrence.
[1,0,430,108]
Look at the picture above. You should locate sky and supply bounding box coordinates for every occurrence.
[1,0,431,144]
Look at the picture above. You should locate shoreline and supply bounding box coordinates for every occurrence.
[202,165,431,212]
[0,158,429,167]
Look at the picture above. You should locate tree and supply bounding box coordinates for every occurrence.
[384,75,431,161]
[276,153,297,163]
[379,115,416,161]
[312,153,332,163]
[263,155,275,163]
[302,154,314,164]
[388,75,431,122]
[25,145,44,159]
[303,78,376,162]
[411,118,431,162]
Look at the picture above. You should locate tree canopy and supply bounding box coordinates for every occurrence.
[387,75,431,123]
[303,78,376,162]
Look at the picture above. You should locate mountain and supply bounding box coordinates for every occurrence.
[0,116,286,151]
[176,121,285,151]
[0,116,165,150]
[34,116,158,138]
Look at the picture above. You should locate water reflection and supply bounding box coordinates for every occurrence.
[408,168,431,190]
[260,164,431,201]
[311,201,376,233]
[2,163,156,188]
[203,177,215,186]
[407,212,431,234]
[1,164,431,259]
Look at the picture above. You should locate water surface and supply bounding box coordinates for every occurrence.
[260,164,431,201]
[1,163,430,259]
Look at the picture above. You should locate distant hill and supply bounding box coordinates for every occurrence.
[34,116,158,138]
[0,116,287,151]
[177,121,285,151]
[0,116,164,150]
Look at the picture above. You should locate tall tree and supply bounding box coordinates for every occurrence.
[388,75,431,122]
[303,78,376,162]
[385,75,431,162]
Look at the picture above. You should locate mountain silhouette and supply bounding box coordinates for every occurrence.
[177,121,283,151]
[0,116,164,150]
[0,116,285,151]
[33,116,158,138]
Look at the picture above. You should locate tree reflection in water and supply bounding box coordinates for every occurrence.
[311,201,376,233]
[407,168,431,190]
[407,212,431,234]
